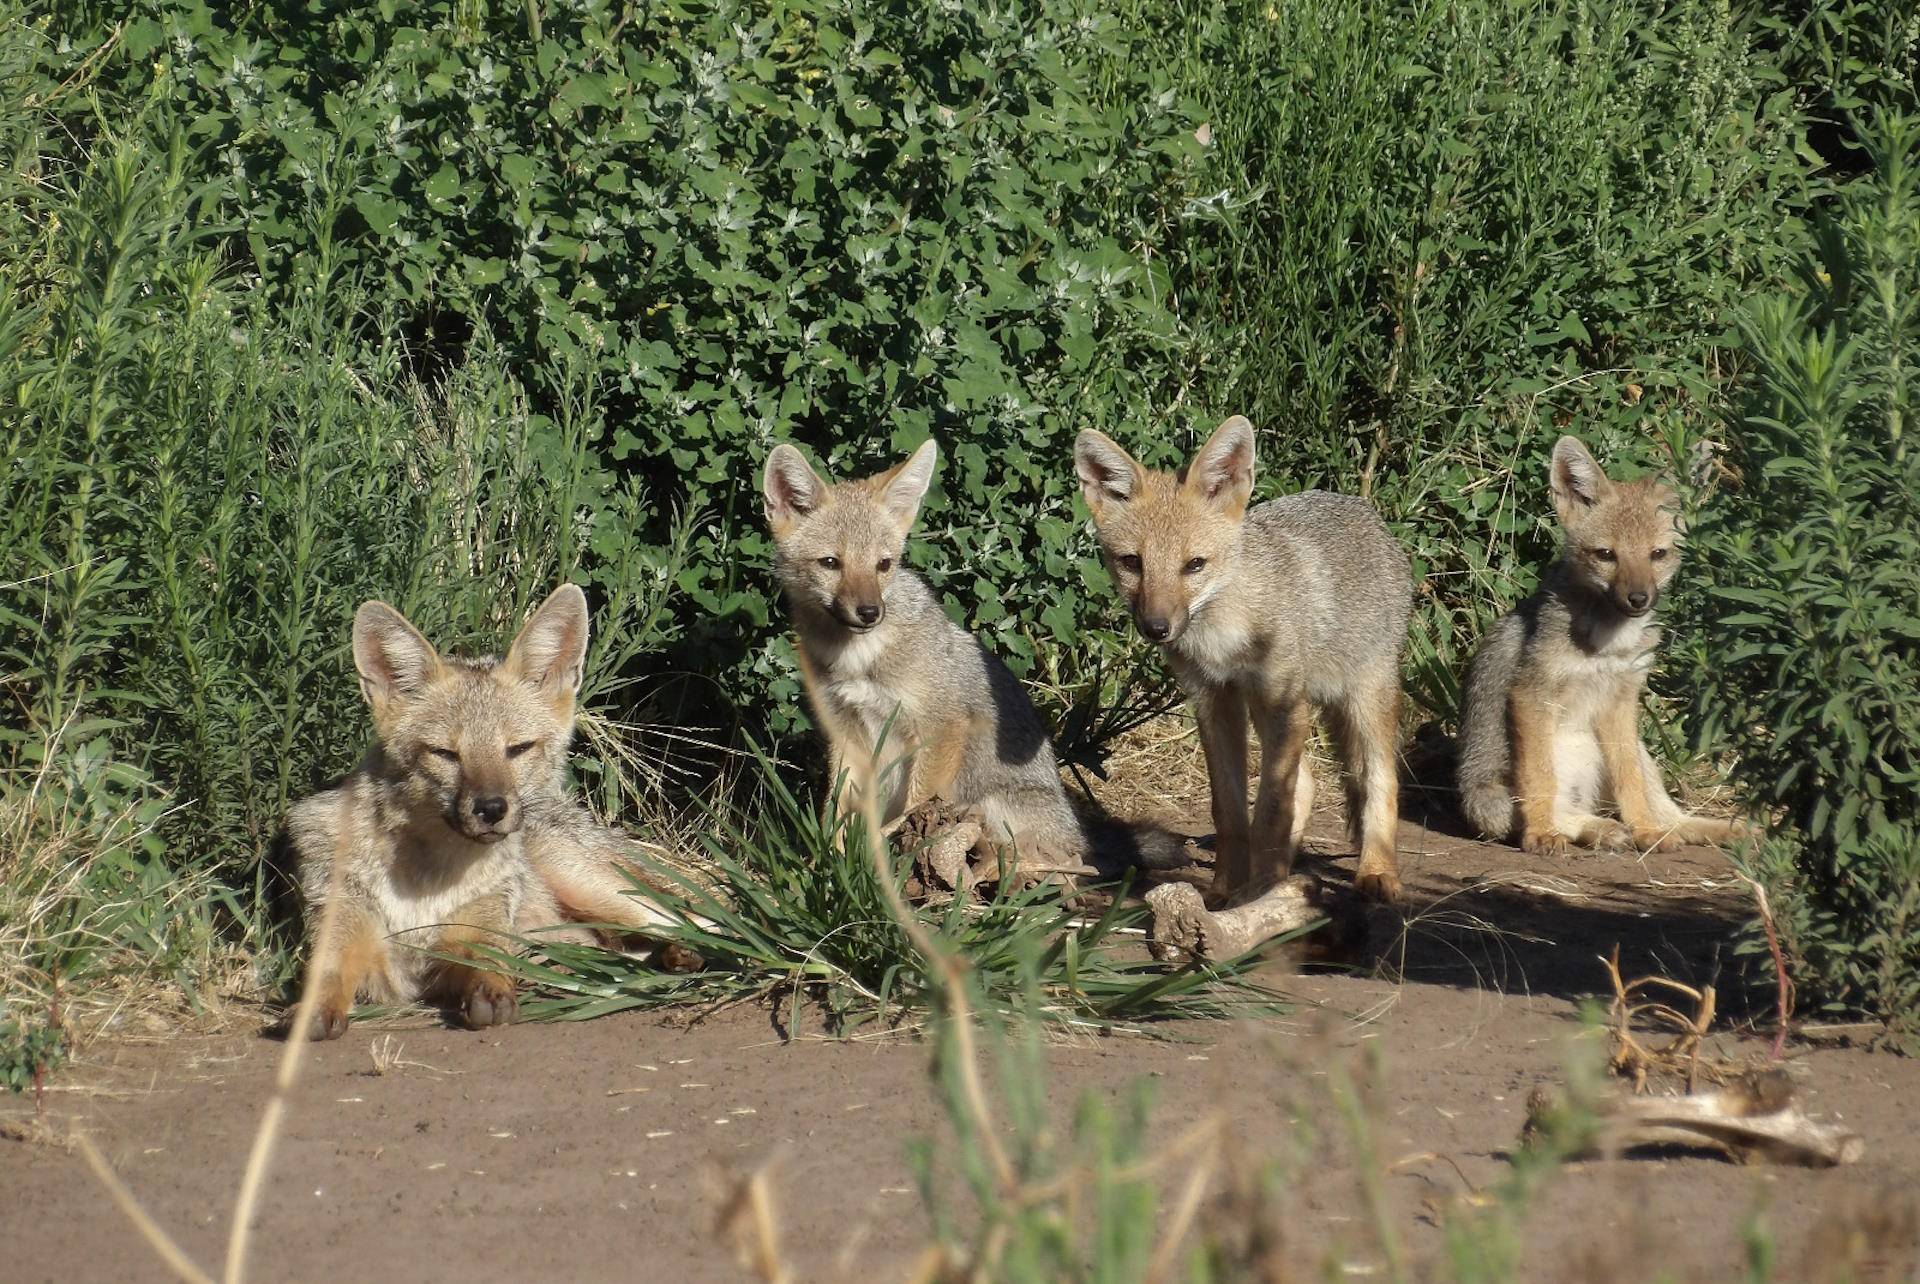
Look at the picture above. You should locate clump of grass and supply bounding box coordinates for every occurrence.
[500,744,1292,1034]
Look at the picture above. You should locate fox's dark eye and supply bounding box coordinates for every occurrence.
[1182,557,1207,575]
[1650,547,1669,561]
[506,740,538,759]
[1117,554,1142,573]
[427,746,460,764]
[818,556,841,570]
[1591,547,1616,563]
[876,556,893,573]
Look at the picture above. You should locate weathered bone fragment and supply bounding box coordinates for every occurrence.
[1525,1068,1864,1168]
[1143,876,1326,964]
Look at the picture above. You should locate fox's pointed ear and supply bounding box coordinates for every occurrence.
[1184,415,1256,515]
[353,601,443,719]
[1074,430,1143,516]
[876,439,938,532]
[762,445,829,537]
[504,583,591,705]
[1549,435,1612,525]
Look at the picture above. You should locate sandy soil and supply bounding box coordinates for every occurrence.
[6,808,1919,1282]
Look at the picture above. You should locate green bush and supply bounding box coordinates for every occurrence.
[48,0,1207,731]
[0,97,681,998]
[1686,110,1920,1032]
[1131,0,1810,722]
[36,0,1820,740]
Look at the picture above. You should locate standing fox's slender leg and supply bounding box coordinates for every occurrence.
[1509,691,1566,855]
[1194,684,1252,900]
[425,893,518,1030]
[304,904,386,1041]
[1332,684,1404,902]
[1248,696,1312,889]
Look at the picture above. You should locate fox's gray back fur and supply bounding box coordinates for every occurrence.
[1211,492,1412,692]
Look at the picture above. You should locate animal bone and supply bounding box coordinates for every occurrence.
[1144,876,1326,964]
[1525,1068,1864,1168]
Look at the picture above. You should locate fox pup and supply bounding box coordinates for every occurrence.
[1456,435,1747,855]
[287,584,690,1040]
[762,439,1181,878]
[1075,416,1413,903]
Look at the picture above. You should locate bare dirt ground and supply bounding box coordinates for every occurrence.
[7,793,1920,1282]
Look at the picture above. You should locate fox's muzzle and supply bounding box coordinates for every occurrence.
[453,789,520,841]
[1131,581,1187,645]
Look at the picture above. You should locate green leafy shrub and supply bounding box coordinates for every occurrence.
[36,0,1822,740]
[1686,110,1920,1031]
[1130,0,1811,724]
[0,101,682,995]
[51,0,1207,730]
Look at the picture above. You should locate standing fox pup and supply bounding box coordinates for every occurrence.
[1456,436,1745,855]
[288,585,687,1040]
[1075,417,1413,903]
[762,440,1172,877]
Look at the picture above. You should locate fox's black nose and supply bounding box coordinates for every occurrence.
[855,603,880,625]
[1626,591,1650,612]
[1140,616,1171,641]
[472,795,509,824]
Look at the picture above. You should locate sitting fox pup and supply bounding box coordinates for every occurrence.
[288,585,688,1040]
[1456,436,1747,855]
[761,440,1091,868]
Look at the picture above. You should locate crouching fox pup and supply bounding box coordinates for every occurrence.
[1075,416,1413,903]
[287,584,692,1041]
[1456,436,1747,855]
[762,439,1182,879]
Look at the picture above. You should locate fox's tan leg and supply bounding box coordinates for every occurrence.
[1249,697,1312,891]
[302,904,385,1041]
[1509,692,1567,855]
[426,894,518,1030]
[1334,686,1404,903]
[1194,684,1252,903]
[1633,743,1755,848]
[537,857,680,936]
[1592,693,1679,852]
[911,713,977,807]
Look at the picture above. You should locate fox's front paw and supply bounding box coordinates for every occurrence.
[1520,829,1570,857]
[305,999,350,1042]
[458,972,517,1030]
[654,942,705,973]
[1354,869,1401,904]
[1202,877,1244,913]
[1585,820,1633,850]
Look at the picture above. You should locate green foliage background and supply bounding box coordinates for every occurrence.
[2,0,1917,1021]
[1686,111,1920,1034]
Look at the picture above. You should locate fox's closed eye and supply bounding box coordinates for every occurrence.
[506,740,538,759]
[427,746,460,764]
